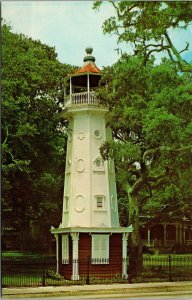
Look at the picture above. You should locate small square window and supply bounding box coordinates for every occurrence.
[97,196,103,208]
[95,158,103,167]
[95,158,102,167]
[93,157,105,172]
[95,195,106,210]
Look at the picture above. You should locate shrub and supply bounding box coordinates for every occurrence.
[172,243,192,254]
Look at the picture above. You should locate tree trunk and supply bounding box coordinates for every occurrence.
[127,191,143,276]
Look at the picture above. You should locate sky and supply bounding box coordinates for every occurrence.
[2,1,192,69]
[2,1,123,68]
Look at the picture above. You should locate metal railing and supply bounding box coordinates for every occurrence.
[72,91,98,105]
[64,92,98,107]
[2,254,192,287]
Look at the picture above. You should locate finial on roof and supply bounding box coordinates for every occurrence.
[86,47,93,55]
[84,46,95,62]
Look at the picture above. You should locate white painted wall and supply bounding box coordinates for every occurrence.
[62,105,120,229]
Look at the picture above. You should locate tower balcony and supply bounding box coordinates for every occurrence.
[64,91,99,108]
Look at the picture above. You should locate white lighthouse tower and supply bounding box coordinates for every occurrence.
[51,48,133,280]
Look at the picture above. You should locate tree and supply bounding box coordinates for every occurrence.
[97,54,192,274]
[93,0,192,274]
[93,1,192,72]
[2,23,75,252]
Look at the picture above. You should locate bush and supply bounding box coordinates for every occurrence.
[46,270,64,281]
[142,245,159,255]
[172,243,192,254]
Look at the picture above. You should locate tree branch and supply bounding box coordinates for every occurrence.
[179,42,189,54]
[140,183,153,204]
[2,125,9,146]
[164,30,192,72]
[143,147,160,161]
[110,1,137,19]
[147,170,167,183]
[130,177,144,196]
[150,176,168,189]
[110,1,122,18]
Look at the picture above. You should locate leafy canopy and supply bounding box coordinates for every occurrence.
[2,23,75,246]
[93,1,192,71]
[98,54,192,219]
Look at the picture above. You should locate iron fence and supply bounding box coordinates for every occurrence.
[128,254,192,283]
[2,254,192,287]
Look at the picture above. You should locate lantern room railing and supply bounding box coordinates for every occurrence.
[72,91,98,105]
[64,91,99,107]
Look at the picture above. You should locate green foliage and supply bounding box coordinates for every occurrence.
[94,3,192,265]
[97,57,192,272]
[93,1,192,72]
[98,53,192,226]
[2,23,75,251]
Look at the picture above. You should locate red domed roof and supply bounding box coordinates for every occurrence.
[72,47,101,76]
[74,62,101,74]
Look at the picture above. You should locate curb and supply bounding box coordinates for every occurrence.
[2,281,192,298]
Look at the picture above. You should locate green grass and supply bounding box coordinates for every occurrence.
[2,251,55,262]
[144,253,192,258]
[2,251,29,257]
[143,254,192,267]
[2,273,43,287]
[2,251,45,259]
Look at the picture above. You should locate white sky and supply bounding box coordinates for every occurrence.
[2,1,192,69]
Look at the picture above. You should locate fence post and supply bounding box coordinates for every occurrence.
[128,256,132,284]
[168,254,172,282]
[128,273,132,284]
[86,256,90,285]
[42,258,46,286]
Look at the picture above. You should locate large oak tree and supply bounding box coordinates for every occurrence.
[93,1,192,274]
[2,23,75,252]
[98,54,192,274]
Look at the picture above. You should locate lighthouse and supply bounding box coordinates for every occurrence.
[51,47,133,280]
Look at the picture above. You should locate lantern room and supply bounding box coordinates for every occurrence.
[64,47,101,107]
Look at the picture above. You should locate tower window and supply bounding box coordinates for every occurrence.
[95,195,106,210]
[64,196,69,211]
[91,234,109,264]
[93,157,105,172]
[97,196,103,208]
[95,158,103,167]
[62,235,69,264]
[94,129,102,139]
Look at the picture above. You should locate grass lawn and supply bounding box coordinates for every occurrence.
[143,253,192,266]
[2,274,43,287]
[2,251,51,259]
